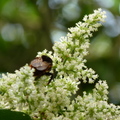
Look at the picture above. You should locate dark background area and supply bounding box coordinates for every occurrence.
[0,0,120,118]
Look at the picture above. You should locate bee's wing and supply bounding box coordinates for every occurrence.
[36,62,50,71]
[30,58,42,67]
[30,57,50,71]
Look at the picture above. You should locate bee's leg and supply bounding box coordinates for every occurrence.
[45,73,54,85]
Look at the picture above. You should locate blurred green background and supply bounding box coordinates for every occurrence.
[0,0,120,118]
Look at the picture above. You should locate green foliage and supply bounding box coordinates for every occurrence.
[0,109,31,120]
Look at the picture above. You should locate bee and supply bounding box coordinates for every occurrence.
[30,55,53,84]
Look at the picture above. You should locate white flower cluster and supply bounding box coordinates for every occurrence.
[0,8,120,120]
[53,8,106,83]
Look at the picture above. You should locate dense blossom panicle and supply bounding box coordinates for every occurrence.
[0,8,120,120]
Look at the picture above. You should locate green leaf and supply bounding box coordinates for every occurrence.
[0,109,32,120]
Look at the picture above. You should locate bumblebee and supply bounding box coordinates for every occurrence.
[30,55,53,84]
